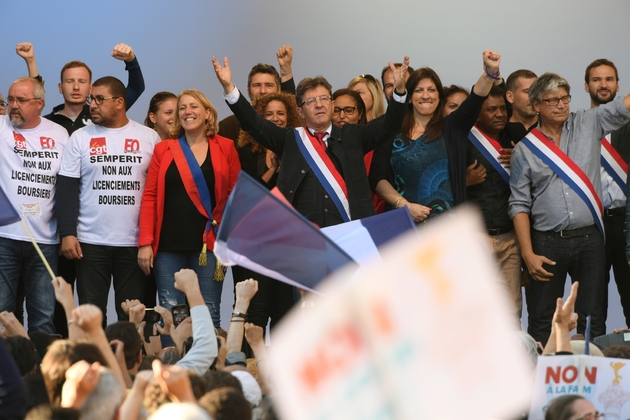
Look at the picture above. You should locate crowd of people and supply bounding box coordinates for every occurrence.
[1,40,630,418]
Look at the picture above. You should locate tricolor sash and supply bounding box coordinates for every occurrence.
[169,137,216,256]
[294,127,351,222]
[600,134,628,192]
[521,128,604,237]
[468,126,510,184]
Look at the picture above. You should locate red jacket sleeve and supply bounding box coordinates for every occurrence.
[138,142,164,248]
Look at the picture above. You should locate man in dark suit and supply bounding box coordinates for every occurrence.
[212,55,409,228]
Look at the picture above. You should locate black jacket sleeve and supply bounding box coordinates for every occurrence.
[0,338,27,420]
[124,57,145,110]
[55,175,81,238]
[281,78,296,95]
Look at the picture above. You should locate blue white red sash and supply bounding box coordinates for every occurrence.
[521,128,604,237]
[294,127,351,222]
[600,134,628,192]
[468,126,510,184]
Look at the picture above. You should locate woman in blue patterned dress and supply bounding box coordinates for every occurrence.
[370,50,502,222]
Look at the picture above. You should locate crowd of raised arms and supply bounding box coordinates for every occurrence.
[0,40,629,419]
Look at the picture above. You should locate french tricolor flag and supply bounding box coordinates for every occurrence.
[214,172,415,292]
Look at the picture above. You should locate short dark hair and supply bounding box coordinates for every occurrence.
[105,321,142,370]
[295,76,332,107]
[602,345,630,359]
[488,85,506,99]
[92,76,127,106]
[380,63,415,86]
[60,60,92,83]
[585,58,619,83]
[6,336,39,376]
[247,63,281,89]
[443,85,469,101]
[26,405,80,420]
[506,69,537,93]
[332,88,367,125]
[203,370,244,394]
[199,388,252,420]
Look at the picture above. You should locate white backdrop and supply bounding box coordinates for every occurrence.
[4,0,630,332]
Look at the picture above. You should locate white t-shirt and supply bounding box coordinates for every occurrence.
[59,120,159,246]
[0,116,69,244]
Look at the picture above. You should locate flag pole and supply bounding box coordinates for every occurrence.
[20,220,56,281]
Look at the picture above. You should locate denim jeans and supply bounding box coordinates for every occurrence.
[154,251,223,328]
[0,237,57,333]
[75,243,148,324]
[526,227,606,344]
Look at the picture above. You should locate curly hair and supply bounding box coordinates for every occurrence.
[237,91,304,154]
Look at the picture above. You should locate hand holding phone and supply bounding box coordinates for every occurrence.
[143,308,162,342]
[171,304,190,327]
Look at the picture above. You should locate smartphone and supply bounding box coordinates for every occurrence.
[143,308,161,342]
[171,304,190,327]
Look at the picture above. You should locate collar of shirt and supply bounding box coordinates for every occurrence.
[307,124,333,146]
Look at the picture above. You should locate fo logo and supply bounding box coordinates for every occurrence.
[13,132,27,150]
[89,137,107,156]
[124,139,140,154]
[40,137,56,149]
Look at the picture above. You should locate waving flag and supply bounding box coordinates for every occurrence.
[214,172,356,292]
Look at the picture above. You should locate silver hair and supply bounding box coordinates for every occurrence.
[80,367,125,420]
[514,331,539,370]
[528,72,571,104]
[13,77,46,102]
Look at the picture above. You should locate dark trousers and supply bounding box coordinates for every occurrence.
[603,212,630,327]
[75,243,148,325]
[526,227,606,344]
[53,256,76,337]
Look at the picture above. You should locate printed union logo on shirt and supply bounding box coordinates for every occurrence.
[124,138,140,154]
[13,132,27,150]
[90,137,107,156]
[40,136,56,150]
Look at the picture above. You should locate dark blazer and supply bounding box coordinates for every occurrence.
[227,90,407,225]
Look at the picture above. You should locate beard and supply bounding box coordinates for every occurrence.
[10,110,24,128]
[589,89,617,105]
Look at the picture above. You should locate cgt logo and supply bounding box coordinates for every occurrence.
[40,137,56,149]
[13,132,27,150]
[124,138,140,154]
[90,137,107,156]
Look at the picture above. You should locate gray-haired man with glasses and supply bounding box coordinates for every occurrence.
[509,72,630,344]
[0,77,69,334]
[213,55,410,228]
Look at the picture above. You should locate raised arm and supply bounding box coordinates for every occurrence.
[16,42,39,79]
[226,279,259,355]
[472,50,501,98]
[276,45,294,85]
[212,56,288,154]
[111,43,145,110]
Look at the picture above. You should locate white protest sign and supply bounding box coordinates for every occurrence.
[270,207,532,420]
[529,355,630,420]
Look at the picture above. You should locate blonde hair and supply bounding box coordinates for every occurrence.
[171,89,219,138]
[348,75,385,120]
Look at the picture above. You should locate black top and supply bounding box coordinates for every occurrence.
[159,151,216,252]
[611,121,630,163]
[466,129,517,231]
[237,143,278,189]
[503,120,537,145]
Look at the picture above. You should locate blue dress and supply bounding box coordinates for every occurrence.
[390,133,454,216]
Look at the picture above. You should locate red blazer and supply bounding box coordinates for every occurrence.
[138,135,241,255]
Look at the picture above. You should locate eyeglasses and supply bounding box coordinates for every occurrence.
[540,95,571,107]
[87,95,120,105]
[575,412,605,420]
[301,95,331,107]
[0,101,6,108]
[6,97,41,106]
[359,74,377,84]
[333,106,358,115]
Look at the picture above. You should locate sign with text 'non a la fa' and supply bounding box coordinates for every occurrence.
[529,355,630,420]
[270,207,533,420]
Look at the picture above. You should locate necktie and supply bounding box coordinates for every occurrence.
[313,131,327,148]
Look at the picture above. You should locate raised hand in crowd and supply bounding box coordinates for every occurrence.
[110,339,134,388]
[52,276,87,340]
[60,360,101,409]
[111,43,136,62]
[152,359,196,403]
[245,322,272,394]
[154,305,174,336]
[212,56,235,94]
[543,282,579,355]
[15,42,39,78]
[171,316,193,356]
[119,369,154,420]
[389,55,410,94]
[226,279,259,355]
[276,45,293,82]
[0,311,28,339]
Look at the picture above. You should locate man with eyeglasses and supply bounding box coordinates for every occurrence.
[213,55,409,228]
[509,72,630,344]
[218,45,296,141]
[0,77,69,334]
[56,76,159,324]
[581,59,630,329]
